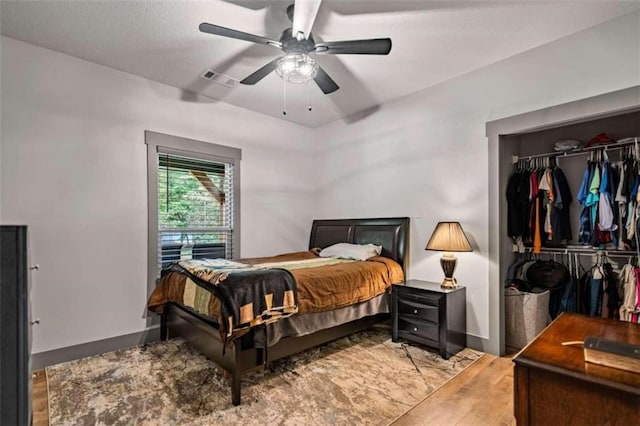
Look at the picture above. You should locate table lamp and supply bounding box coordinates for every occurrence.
[425,222,472,289]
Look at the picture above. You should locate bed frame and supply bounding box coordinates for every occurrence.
[160,217,409,405]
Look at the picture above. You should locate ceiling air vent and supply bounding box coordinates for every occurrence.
[199,69,239,88]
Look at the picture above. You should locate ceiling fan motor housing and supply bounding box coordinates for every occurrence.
[280,29,316,54]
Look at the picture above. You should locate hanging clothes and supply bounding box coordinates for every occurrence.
[506,170,530,243]
[532,170,542,253]
[594,161,617,247]
[577,162,595,245]
[615,161,627,250]
[577,253,623,319]
[601,262,620,320]
[551,167,572,244]
[507,160,573,252]
[631,268,640,323]
[574,158,625,249]
[618,263,636,321]
[587,164,601,246]
[539,169,554,240]
[506,137,640,327]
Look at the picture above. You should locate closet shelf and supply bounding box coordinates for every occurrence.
[513,137,639,162]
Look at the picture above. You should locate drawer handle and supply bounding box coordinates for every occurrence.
[413,327,418,332]
[413,309,418,314]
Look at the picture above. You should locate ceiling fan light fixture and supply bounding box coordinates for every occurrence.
[275,53,318,84]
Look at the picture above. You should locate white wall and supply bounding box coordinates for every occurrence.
[313,11,640,351]
[2,10,639,357]
[0,37,316,354]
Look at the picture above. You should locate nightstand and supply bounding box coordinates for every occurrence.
[391,280,466,359]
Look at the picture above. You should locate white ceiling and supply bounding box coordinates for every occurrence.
[1,0,639,127]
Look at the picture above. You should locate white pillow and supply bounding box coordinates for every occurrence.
[318,243,382,261]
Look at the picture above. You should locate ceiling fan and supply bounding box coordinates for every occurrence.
[199,0,392,95]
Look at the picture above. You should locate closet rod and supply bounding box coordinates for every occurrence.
[513,138,639,163]
[523,247,638,257]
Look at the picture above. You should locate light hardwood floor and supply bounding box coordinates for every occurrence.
[33,354,515,426]
[32,370,48,426]
[392,354,516,425]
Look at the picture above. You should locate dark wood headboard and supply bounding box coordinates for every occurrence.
[309,217,410,273]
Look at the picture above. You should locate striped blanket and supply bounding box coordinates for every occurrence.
[162,258,299,339]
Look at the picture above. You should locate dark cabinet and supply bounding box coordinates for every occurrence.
[392,280,466,359]
[1,225,31,425]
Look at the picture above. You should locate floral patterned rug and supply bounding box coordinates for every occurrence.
[46,324,483,425]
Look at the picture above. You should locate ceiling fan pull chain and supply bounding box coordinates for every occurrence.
[282,79,287,116]
[307,80,313,112]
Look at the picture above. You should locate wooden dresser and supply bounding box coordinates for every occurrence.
[0,226,31,425]
[513,313,640,425]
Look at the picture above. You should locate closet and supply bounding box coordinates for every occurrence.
[499,109,640,349]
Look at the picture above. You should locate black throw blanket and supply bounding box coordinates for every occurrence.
[166,259,298,340]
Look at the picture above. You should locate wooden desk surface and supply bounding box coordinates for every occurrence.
[515,312,640,394]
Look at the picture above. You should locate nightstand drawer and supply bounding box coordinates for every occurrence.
[398,317,439,342]
[397,298,439,323]
[396,289,442,307]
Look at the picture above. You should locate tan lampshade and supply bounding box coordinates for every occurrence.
[425,222,472,252]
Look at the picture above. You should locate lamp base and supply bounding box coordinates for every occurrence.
[440,253,459,289]
[440,277,458,289]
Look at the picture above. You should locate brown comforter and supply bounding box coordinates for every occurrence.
[242,251,404,313]
[147,250,404,337]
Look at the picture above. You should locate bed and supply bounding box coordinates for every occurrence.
[149,217,409,405]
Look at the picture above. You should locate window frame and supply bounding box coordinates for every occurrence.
[145,131,241,292]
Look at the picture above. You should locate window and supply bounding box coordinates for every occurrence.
[146,131,241,286]
[157,153,234,268]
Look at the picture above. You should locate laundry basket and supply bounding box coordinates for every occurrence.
[505,287,550,349]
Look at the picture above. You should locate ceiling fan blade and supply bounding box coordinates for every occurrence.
[291,0,322,40]
[240,58,280,85]
[315,38,392,55]
[199,23,282,49]
[313,66,339,94]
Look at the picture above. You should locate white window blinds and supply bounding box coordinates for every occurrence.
[157,152,235,270]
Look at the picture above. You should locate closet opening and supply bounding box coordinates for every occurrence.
[487,86,640,356]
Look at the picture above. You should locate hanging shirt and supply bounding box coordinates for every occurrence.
[506,171,529,241]
[576,163,591,206]
[626,201,636,239]
[578,163,595,245]
[552,167,572,242]
[631,268,640,323]
[619,264,637,321]
[631,175,640,201]
[588,164,601,199]
[624,158,636,198]
[615,161,626,203]
[615,162,627,249]
[585,164,601,229]
[528,170,539,243]
[533,191,542,253]
[598,163,617,232]
[539,169,554,238]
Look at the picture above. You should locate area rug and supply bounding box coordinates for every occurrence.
[46,325,483,425]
